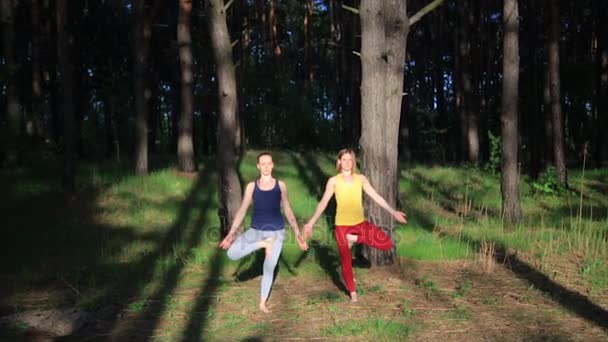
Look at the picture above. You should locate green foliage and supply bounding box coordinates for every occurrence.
[532,167,562,195]
[125,299,148,313]
[580,259,608,292]
[482,296,499,305]
[401,299,415,317]
[443,303,471,320]
[416,276,440,299]
[485,130,501,174]
[307,291,344,305]
[452,281,473,299]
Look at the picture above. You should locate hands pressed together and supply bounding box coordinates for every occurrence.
[219,212,406,251]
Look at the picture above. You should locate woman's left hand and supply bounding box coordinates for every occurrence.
[296,234,309,251]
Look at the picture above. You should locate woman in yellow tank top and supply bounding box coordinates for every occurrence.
[303,148,407,302]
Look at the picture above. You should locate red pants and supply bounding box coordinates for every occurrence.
[334,221,393,293]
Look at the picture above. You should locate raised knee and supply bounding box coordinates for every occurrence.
[226,248,239,260]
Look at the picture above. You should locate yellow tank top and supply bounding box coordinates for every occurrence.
[335,174,365,225]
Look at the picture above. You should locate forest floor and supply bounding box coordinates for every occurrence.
[2,251,607,341]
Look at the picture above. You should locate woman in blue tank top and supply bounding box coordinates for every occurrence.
[219,152,308,313]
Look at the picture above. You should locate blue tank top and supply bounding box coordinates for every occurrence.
[250,179,284,231]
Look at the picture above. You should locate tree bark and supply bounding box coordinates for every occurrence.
[57,0,76,190]
[548,0,567,186]
[457,0,478,164]
[542,34,553,167]
[359,0,408,266]
[30,0,44,141]
[133,0,151,175]
[1,0,20,163]
[207,0,243,233]
[304,0,314,88]
[269,0,281,57]
[595,0,608,167]
[177,0,196,172]
[500,0,522,224]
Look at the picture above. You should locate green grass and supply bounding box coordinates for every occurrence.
[322,318,416,340]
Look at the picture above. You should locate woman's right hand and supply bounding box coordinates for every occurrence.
[219,232,235,249]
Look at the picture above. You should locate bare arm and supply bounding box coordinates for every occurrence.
[219,182,254,249]
[279,181,299,233]
[303,177,336,238]
[360,175,407,223]
[280,181,308,250]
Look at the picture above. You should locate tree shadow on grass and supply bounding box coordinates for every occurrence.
[288,152,349,293]
[400,167,608,331]
[179,247,225,342]
[232,251,297,283]
[92,162,218,341]
[461,232,608,331]
[294,240,348,295]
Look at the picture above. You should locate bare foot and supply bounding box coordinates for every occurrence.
[349,291,358,303]
[259,302,270,313]
[346,234,358,248]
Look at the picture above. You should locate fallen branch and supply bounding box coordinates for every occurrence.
[59,277,81,297]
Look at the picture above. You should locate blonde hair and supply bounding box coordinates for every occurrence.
[336,148,357,173]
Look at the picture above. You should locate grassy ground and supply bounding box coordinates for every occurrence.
[1,151,607,341]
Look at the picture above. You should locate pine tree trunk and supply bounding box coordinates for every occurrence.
[433,4,447,162]
[31,0,43,141]
[467,1,480,164]
[595,1,608,167]
[57,0,76,190]
[528,0,541,178]
[501,0,522,224]
[549,0,567,186]
[207,0,243,233]
[359,0,408,266]
[453,19,465,161]
[542,36,553,167]
[457,0,478,164]
[269,0,281,57]
[133,0,151,175]
[177,0,196,172]
[1,0,20,163]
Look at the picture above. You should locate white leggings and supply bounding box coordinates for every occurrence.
[227,228,285,300]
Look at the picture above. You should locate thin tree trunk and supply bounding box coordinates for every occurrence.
[31,0,43,141]
[149,68,159,154]
[359,0,408,266]
[595,0,608,167]
[433,4,447,162]
[543,39,553,167]
[57,0,76,190]
[549,0,567,186]
[501,0,522,224]
[304,0,314,88]
[1,0,20,163]
[528,0,541,178]
[133,0,150,175]
[457,0,478,163]
[177,0,196,172]
[467,0,480,164]
[453,17,465,161]
[269,0,281,57]
[207,0,243,233]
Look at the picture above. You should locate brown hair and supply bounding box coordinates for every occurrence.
[257,151,273,163]
[336,148,357,173]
